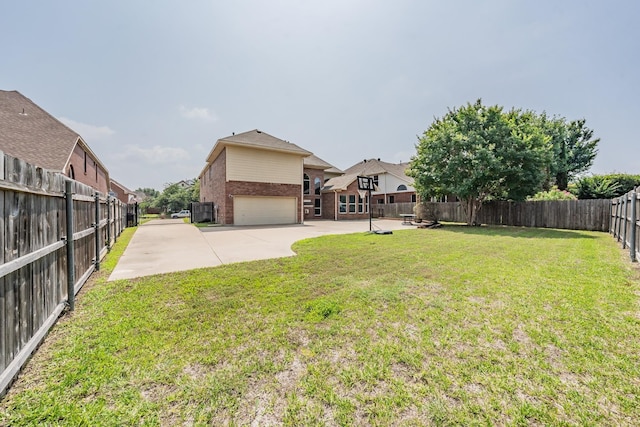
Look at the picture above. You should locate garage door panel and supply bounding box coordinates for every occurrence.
[234,197,297,225]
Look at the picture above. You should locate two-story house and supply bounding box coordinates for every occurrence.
[199,130,313,225]
[0,90,110,194]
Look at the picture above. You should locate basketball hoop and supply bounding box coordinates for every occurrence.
[357,176,374,232]
[357,176,372,191]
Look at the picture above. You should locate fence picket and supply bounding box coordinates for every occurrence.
[0,152,129,396]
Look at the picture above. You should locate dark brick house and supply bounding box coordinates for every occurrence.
[0,90,110,194]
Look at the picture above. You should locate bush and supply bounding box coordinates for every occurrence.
[527,186,577,201]
[414,202,440,222]
[572,174,640,199]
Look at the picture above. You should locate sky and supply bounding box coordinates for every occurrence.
[1,0,638,191]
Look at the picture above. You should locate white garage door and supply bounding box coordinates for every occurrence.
[233,196,297,225]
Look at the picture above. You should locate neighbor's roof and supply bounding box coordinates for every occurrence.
[323,158,413,192]
[204,129,312,165]
[303,153,342,173]
[110,178,134,194]
[0,90,108,173]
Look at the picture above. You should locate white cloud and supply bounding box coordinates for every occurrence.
[118,145,191,164]
[58,117,116,140]
[179,105,218,122]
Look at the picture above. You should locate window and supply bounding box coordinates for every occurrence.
[377,199,384,204]
[389,195,395,204]
[411,194,417,203]
[397,184,407,191]
[314,177,321,195]
[314,198,321,216]
[348,195,356,213]
[95,161,98,181]
[68,165,75,179]
[304,174,310,195]
[358,195,368,213]
[372,175,379,188]
[84,152,87,174]
[339,195,347,213]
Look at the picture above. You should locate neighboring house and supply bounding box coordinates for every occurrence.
[110,179,136,204]
[0,90,110,194]
[303,154,343,221]
[174,179,195,189]
[199,129,312,225]
[322,158,416,220]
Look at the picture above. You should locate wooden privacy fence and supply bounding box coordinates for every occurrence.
[372,202,415,218]
[418,199,611,231]
[0,153,127,396]
[611,188,639,262]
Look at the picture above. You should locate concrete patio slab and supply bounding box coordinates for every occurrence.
[109,218,412,281]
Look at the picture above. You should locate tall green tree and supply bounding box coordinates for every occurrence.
[539,115,599,190]
[153,180,199,213]
[408,100,550,225]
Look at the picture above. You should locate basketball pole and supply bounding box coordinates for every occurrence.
[368,186,372,232]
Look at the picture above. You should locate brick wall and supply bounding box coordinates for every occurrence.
[67,142,109,194]
[323,181,371,220]
[303,168,324,220]
[200,148,227,223]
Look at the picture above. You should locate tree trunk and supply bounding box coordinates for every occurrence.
[463,197,483,225]
[556,171,569,191]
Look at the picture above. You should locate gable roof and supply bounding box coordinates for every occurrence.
[0,90,108,174]
[323,158,413,192]
[205,129,312,164]
[303,153,342,173]
[110,178,133,195]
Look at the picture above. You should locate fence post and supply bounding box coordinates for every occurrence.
[630,192,637,262]
[94,193,100,271]
[106,196,111,252]
[65,180,75,311]
[622,195,628,248]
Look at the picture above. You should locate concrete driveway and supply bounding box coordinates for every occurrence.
[108,219,412,280]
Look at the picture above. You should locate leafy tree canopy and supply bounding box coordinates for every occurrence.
[134,180,199,213]
[538,115,599,190]
[408,99,551,225]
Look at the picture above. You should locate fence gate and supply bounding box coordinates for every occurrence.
[191,202,216,223]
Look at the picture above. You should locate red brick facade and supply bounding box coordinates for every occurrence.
[303,168,325,220]
[67,142,109,194]
[200,148,227,223]
[321,180,370,220]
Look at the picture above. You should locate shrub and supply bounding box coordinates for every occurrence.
[527,186,577,201]
[414,202,440,222]
[572,174,640,199]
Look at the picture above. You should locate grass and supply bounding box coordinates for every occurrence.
[1,225,639,425]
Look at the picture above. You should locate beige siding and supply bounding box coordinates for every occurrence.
[226,146,302,184]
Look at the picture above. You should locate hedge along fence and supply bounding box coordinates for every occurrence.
[611,188,639,262]
[416,199,611,232]
[0,152,127,396]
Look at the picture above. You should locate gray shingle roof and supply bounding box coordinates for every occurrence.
[323,158,413,192]
[205,129,311,163]
[303,153,342,172]
[0,90,83,171]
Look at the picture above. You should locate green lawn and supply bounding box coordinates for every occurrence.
[1,225,639,426]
